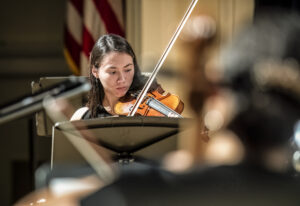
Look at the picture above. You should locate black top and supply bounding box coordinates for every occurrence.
[82,105,112,119]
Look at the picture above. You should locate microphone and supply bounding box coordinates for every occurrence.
[0,76,91,124]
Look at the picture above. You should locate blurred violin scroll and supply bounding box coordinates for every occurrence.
[178,15,217,161]
[180,15,217,115]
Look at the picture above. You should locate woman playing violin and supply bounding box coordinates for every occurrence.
[71,34,170,120]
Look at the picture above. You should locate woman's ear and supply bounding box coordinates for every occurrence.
[91,66,99,78]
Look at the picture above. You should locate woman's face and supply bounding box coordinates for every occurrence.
[92,52,135,99]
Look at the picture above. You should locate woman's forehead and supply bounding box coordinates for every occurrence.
[101,52,133,66]
[99,52,134,69]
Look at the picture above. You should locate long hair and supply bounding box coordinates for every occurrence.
[87,34,147,118]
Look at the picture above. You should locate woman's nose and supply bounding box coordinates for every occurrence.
[118,72,126,83]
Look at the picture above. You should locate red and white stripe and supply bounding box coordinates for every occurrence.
[64,0,125,76]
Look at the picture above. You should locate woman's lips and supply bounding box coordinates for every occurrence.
[116,87,127,92]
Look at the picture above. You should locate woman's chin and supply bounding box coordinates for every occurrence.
[114,88,129,98]
[115,92,127,98]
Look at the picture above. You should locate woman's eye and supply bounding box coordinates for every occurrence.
[125,69,132,72]
[109,71,116,75]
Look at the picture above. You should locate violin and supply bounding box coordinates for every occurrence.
[114,87,184,117]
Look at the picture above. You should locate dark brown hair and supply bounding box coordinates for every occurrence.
[87,34,148,118]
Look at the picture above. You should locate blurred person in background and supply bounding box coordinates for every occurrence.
[187,9,300,205]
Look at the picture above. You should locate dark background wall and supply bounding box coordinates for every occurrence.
[0,0,71,205]
[255,0,300,14]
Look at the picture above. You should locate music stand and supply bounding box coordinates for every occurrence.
[51,116,190,167]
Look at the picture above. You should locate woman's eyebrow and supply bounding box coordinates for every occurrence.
[124,63,133,68]
[106,67,116,70]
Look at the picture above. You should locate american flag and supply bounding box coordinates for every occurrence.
[64,0,125,75]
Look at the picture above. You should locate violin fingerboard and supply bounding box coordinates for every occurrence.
[146,97,182,118]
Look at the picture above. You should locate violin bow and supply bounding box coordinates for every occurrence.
[128,0,199,117]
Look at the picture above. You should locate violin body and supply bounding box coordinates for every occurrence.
[115,89,184,117]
